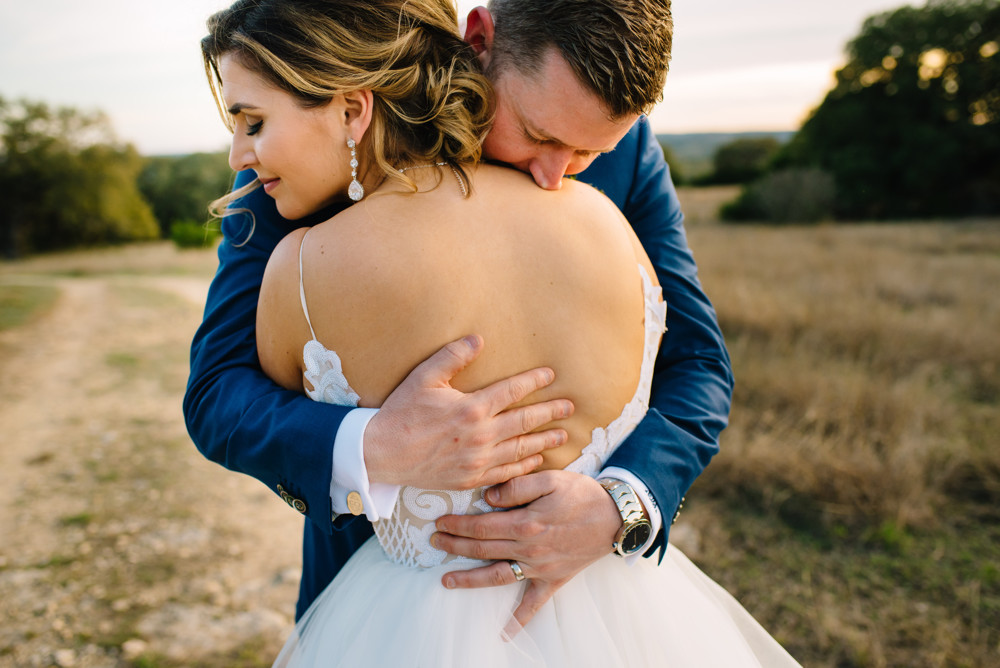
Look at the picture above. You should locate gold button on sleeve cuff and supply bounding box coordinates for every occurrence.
[346,491,364,516]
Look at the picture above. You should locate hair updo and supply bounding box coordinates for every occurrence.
[203,0,493,205]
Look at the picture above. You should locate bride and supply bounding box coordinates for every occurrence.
[203,0,800,665]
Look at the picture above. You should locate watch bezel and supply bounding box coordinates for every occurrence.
[617,518,652,555]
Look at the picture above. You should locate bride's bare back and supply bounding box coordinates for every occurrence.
[257,164,660,471]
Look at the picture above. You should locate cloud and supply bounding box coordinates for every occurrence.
[649,60,839,132]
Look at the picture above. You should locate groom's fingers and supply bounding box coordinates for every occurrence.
[364,335,573,490]
[509,581,559,631]
[493,397,574,443]
[409,334,484,386]
[440,558,526,590]
[483,470,556,508]
[441,567,561,635]
[478,429,567,486]
[474,365,562,416]
[433,472,557,548]
[435,507,533,545]
[432,528,524,562]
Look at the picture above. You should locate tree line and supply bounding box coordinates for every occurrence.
[2,0,997,256]
[670,0,1000,223]
[0,97,232,258]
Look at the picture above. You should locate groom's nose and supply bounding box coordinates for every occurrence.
[528,148,596,191]
[528,149,573,190]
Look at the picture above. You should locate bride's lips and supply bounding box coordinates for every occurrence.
[260,177,280,194]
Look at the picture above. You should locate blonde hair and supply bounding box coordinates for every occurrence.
[203,0,493,220]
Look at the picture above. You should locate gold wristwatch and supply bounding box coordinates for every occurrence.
[598,478,652,557]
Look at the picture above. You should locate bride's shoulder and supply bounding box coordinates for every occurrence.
[263,226,309,287]
[556,178,624,220]
[473,164,624,226]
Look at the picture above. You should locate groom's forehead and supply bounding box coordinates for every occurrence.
[496,56,633,151]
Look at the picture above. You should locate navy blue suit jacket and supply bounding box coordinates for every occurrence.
[183,116,733,620]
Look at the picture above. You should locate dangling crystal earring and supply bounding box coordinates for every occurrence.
[347,138,364,201]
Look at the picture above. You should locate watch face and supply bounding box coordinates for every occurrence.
[621,521,652,554]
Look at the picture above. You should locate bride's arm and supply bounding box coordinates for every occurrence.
[256,227,310,394]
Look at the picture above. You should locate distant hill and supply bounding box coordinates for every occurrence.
[657,131,795,179]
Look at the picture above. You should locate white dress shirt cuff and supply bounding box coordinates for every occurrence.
[599,466,663,566]
[330,408,400,522]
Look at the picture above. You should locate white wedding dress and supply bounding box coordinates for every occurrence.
[273,245,800,666]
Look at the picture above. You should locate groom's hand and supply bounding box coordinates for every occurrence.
[432,470,622,629]
[363,334,574,490]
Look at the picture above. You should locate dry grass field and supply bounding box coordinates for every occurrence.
[0,190,997,666]
[680,188,1000,667]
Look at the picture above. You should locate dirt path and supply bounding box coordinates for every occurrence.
[0,249,302,667]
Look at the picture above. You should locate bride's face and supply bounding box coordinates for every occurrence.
[220,54,351,220]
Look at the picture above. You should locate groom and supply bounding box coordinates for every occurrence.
[184,0,732,627]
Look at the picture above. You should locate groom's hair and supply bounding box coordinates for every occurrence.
[487,0,673,118]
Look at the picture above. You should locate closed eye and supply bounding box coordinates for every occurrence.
[524,129,601,157]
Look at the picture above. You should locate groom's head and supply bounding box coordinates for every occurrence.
[465,0,673,189]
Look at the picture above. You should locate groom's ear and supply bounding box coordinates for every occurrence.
[341,89,374,141]
[464,6,495,70]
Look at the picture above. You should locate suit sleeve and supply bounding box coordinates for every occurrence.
[182,170,361,536]
[598,118,734,558]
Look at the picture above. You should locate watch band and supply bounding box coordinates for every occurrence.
[598,478,651,556]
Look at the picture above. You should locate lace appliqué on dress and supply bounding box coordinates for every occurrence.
[303,340,360,407]
[373,487,494,569]
[297,232,364,409]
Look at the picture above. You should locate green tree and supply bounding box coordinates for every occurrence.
[721,167,836,223]
[0,98,158,257]
[138,151,233,237]
[709,137,781,184]
[778,0,1000,219]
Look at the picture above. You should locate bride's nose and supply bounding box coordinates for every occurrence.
[229,133,257,172]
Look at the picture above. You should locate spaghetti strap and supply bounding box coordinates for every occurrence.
[297,229,318,342]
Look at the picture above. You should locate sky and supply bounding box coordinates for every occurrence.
[0,0,911,155]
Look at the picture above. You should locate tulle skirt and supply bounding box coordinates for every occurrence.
[274,537,800,667]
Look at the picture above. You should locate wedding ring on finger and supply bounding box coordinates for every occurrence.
[508,560,526,582]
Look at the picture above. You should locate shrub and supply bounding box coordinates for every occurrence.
[138,152,233,237]
[170,220,220,249]
[722,168,835,223]
[708,137,781,184]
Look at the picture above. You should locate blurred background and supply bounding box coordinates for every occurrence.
[0,0,915,153]
[2,0,998,253]
[1,1,997,666]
